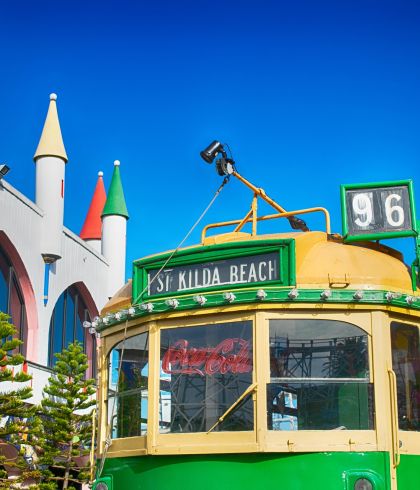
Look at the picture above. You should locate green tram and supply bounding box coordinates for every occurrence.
[93,142,420,490]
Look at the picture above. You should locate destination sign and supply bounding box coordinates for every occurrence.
[341,180,416,242]
[148,252,279,296]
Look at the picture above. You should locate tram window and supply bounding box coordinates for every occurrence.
[268,319,373,431]
[159,321,253,434]
[391,322,420,431]
[107,332,149,439]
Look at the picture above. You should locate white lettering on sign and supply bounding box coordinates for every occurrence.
[148,252,280,296]
[345,184,413,237]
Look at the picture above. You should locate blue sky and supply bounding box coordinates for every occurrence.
[2,0,420,276]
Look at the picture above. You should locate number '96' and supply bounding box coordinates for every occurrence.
[352,193,405,228]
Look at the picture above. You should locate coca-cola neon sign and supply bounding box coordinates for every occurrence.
[162,338,252,376]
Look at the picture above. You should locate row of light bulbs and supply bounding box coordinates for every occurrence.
[88,288,419,331]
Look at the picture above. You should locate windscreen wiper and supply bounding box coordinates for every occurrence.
[206,382,257,434]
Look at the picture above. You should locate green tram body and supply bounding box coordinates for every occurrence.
[94,180,420,490]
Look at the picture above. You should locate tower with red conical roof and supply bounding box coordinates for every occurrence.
[80,171,107,253]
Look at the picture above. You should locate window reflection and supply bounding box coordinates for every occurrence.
[391,322,420,431]
[108,332,149,439]
[0,247,27,352]
[48,286,93,367]
[159,321,253,433]
[268,319,373,431]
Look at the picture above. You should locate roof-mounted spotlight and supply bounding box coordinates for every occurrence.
[288,288,299,300]
[0,164,10,181]
[200,141,226,163]
[200,141,235,176]
[128,307,136,316]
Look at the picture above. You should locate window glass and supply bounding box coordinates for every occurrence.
[0,259,7,314]
[0,248,27,351]
[76,297,86,345]
[391,322,420,431]
[268,319,373,431]
[108,332,149,439]
[9,277,24,351]
[159,321,253,434]
[64,291,75,348]
[48,286,93,367]
[50,293,64,365]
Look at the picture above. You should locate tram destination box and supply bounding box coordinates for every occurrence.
[132,240,296,303]
[340,180,417,242]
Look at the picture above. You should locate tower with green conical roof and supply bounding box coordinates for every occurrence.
[101,160,129,298]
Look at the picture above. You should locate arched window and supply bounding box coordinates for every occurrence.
[48,285,95,368]
[0,247,27,350]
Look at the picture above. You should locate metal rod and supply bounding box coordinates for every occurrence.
[201,206,331,242]
[232,170,287,214]
[252,194,258,236]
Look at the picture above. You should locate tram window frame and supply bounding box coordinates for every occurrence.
[391,320,420,432]
[267,318,374,432]
[262,312,376,453]
[154,313,258,453]
[106,328,150,441]
[158,320,254,434]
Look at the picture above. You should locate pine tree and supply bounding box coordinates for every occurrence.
[39,341,96,490]
[0,311,41,489]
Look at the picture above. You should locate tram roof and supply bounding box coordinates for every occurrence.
[102,230,412,315]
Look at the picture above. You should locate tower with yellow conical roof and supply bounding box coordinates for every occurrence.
[101,160,129,298]
[34,93,68,262]
[80,171,107,252]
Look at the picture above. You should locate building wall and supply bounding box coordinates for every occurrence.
[0,179,112,403]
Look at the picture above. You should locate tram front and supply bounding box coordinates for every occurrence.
[93,174,420,490]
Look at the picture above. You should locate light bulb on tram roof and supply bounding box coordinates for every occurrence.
[256,289,267,300]
[141,302,154,312]
[82,320,92,329]
[165,298,179,309]
[320,289,331,300]
[406,295,418,305]
[288,288,299,300]
[385,291,402,302]
[353,290,364,300]
[193,295,207,306]
[223,292,236,303]
[128,307,136,316]
[114,311,122,321]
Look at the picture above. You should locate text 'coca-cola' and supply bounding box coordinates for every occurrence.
[162,338,253,376]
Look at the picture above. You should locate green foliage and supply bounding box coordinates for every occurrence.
[39,341,96,490]
[0,312,40,489]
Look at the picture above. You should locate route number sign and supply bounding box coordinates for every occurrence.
[341,180,417,242]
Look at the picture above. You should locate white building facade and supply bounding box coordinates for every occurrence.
[0,94,129,403]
